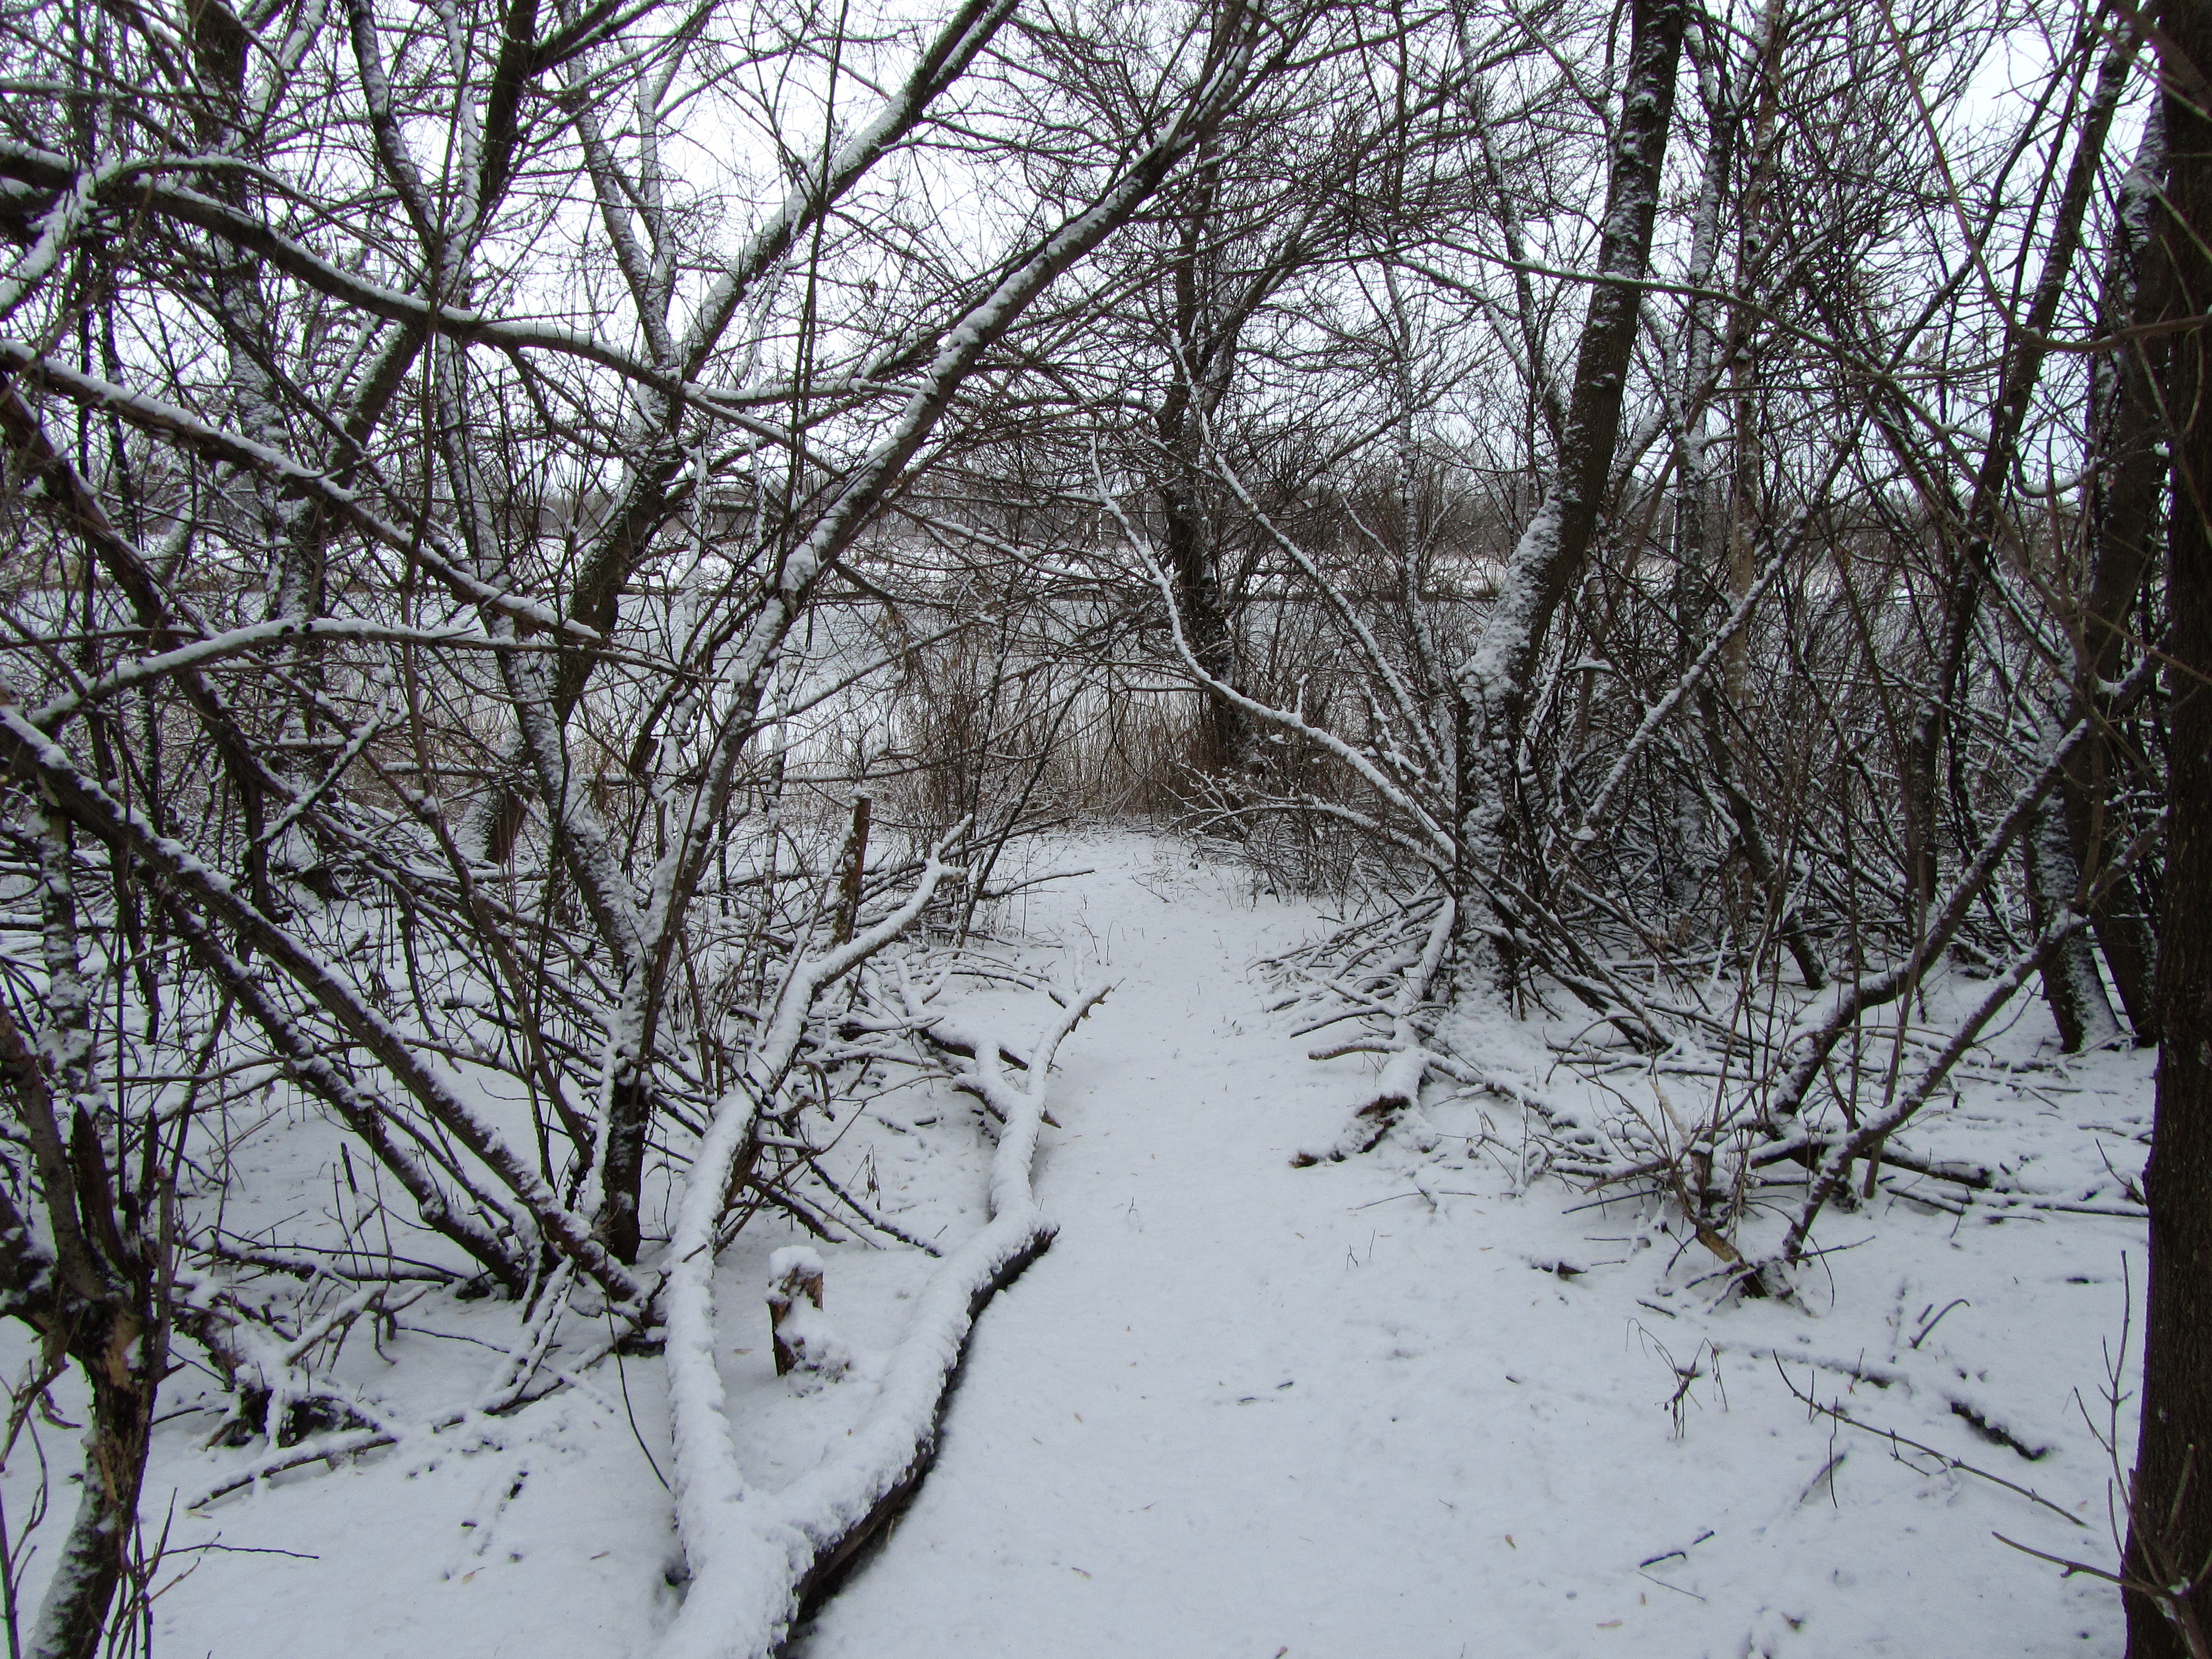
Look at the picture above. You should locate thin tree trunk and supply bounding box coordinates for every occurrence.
[1158,153,1247,779]
[1164,477,1244,774]
[29,1347,159,1659]
[1457,0,1688,905]
[0,826,168,1659]
[2026,789,2121,1051]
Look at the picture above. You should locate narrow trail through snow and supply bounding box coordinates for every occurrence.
[108,837,2131,1659]
[791,845,1696,1657]
[793,843,1408,1654]
[790,841,2112,1659]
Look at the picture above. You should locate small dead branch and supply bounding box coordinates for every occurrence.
[1772,1358,2082,1527]
[1290,899,1454,1166]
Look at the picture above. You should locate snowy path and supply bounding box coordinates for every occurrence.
[793,845,1438,1655]
[791,842,2126,1659]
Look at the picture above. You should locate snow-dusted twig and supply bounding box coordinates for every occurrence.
[1750,805,2165,1291]
[185,1263,586,1509]
[1756,650,2158,1134]
[1292,898,1456,1165]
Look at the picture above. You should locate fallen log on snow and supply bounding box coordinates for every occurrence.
[656,976,1109,1659]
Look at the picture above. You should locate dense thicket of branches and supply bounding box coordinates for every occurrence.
[937,0,2180,1259]
[1,0,2208,1650]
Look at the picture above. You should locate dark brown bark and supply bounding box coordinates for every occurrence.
[32,1336,159,1659]
[1164,478,1244,774]
[2068,110,2172,1044]
[597,1075,650,1267]
[0,1004,166,1659]
[1460,0,1686,916]
[2127,5,2212,1652]
[1141,137,1329,785]
[768,1254,828,1376]
[832,794,873,946]
[1155,155,1244,778]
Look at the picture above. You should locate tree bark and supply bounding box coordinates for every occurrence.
[1156,153,1247,779]
[2026,790,2121,1051]
[0,993,166,1659]
[2070,107,2171,1044]
[28,1331,159,1659]
[1456,0,1687,904]
[2127,5,2212,1651]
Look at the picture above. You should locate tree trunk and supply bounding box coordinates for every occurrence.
[1165,476,1245,774]
[28,1327,160,1659]
[1457,0,1687,891]
[2127,6,2212,1651]
[2070,105,2170,1044]
[598,1072,650,1266]
[1157,153,1248,780]
[0,991,167,1659]
[2026,790,2121,1051]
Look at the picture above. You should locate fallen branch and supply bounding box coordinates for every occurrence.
[1771,1358,2082,1526]
[653,978,1109,1659]
[1291,898,1454,1166]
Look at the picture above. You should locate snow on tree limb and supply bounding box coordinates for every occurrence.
[1291,898,1454,1165]
[658,835,1106,1657]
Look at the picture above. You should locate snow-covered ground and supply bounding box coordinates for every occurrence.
[5,833,2147,1656]
[792,838,2144,1658]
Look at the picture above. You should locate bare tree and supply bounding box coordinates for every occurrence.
[0,0,1316,1647]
